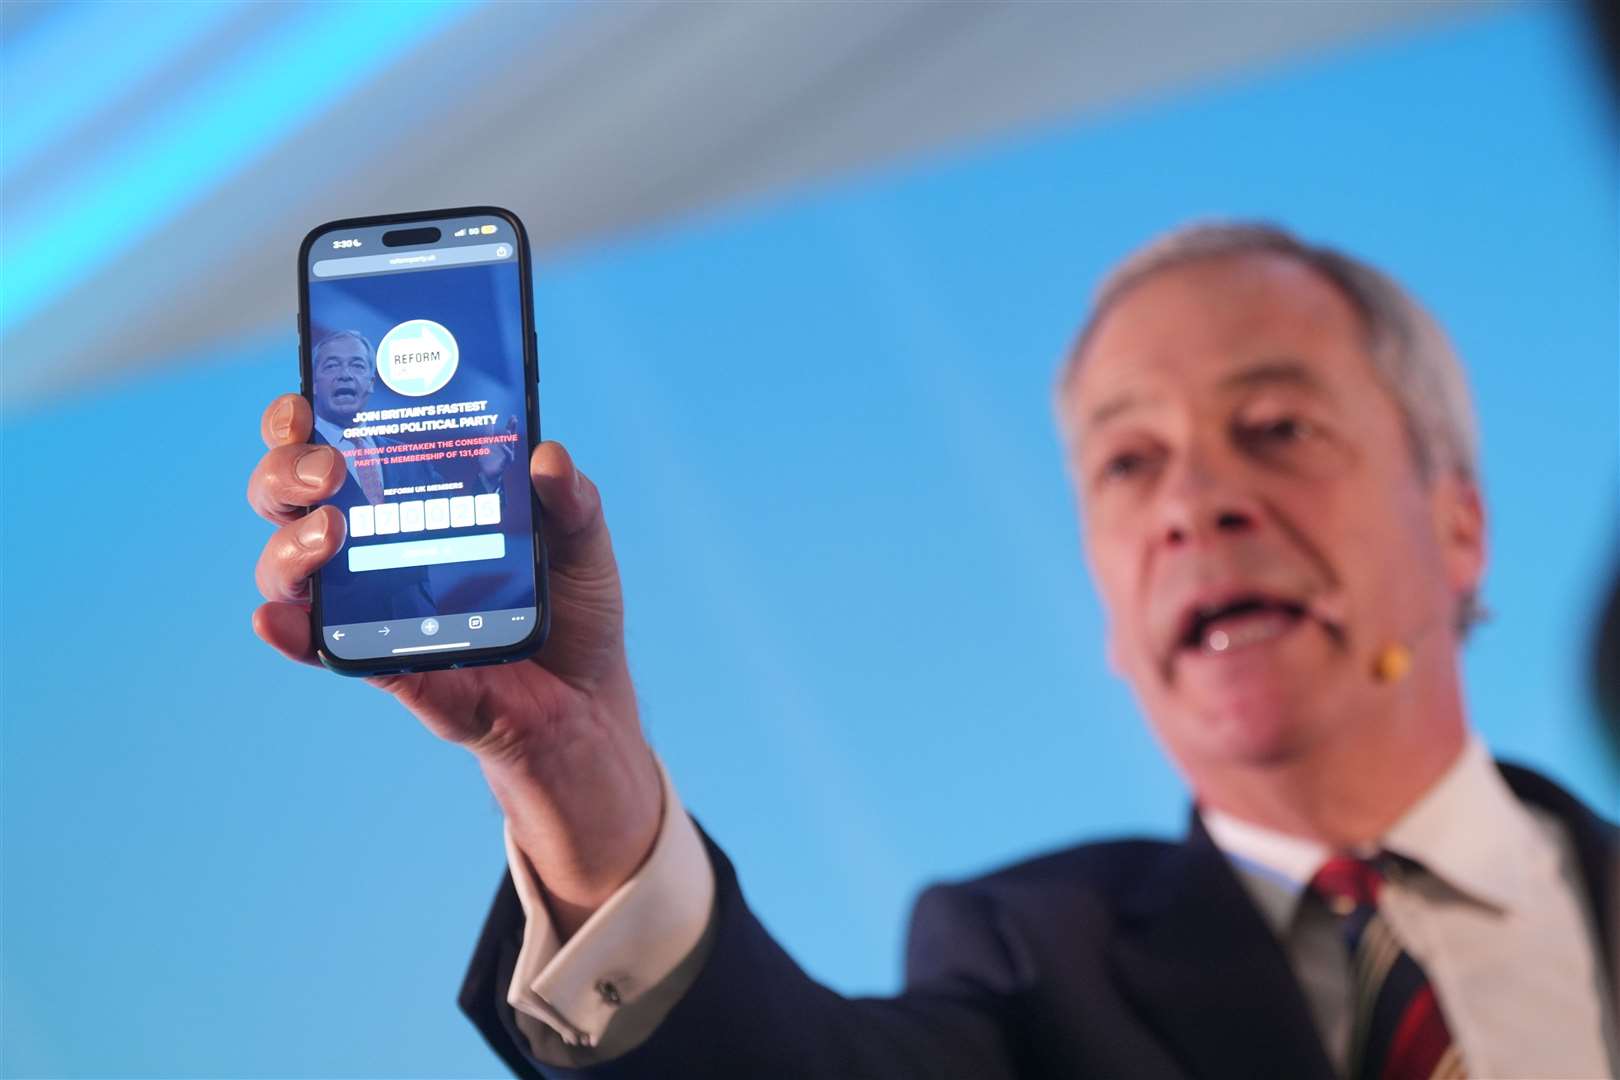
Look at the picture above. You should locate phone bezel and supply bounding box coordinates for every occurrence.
[296,205,550,676]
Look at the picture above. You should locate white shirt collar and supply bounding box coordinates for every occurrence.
[1381,733,1545,912]
[1203,802,1329,932]
[1202,734,1544,931]
[312,415,350,447]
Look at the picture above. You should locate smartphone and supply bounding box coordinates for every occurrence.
[297,206,548,676]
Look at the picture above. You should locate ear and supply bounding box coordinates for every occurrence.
[1105,623,1124,677]
[1431,470,1486,602]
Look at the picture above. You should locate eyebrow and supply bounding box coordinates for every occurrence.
[1085,393,1147,433]
[1217,359,1328,396]
[1082,359,1327,436]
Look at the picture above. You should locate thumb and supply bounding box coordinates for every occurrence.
[530,441,612,569]
[528,441,626,683]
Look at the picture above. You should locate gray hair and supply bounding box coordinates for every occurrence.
[312,328,375,364]
[1055,220,1486,636]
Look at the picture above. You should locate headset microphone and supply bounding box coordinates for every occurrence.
[1371,642,1413,684]
[1370,611,1448,685]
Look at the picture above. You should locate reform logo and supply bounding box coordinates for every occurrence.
[377,319,459,397]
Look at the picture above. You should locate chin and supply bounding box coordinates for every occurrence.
[1180,690,1320,768]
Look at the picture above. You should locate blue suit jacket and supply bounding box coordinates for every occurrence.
[459,763,1617,1078]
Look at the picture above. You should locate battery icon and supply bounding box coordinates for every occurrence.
[480,224,497,235]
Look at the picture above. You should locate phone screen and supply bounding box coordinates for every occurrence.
[300,210,541,666]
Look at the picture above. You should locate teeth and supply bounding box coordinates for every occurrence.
[1203,613,1292,653]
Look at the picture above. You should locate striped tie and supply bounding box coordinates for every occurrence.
[1308,854,1467,1080]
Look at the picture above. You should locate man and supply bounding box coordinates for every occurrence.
[248,223,1617,1077]
[305,328,514,623]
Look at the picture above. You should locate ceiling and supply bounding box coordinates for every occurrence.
[1,0,1493,405]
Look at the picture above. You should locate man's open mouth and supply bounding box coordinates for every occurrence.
[1176,592,1310,657]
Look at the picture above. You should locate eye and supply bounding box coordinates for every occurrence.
[1098,450,1150,485]
[1241,415,1316,448]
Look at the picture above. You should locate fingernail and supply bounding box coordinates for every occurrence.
[271,399,294,441]
[299,511,328,546]
[295,447,333,485]
[572,464,584,496]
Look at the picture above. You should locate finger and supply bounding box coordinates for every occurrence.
[527,442,626,686]
[247,443,346,524]
[261,393,313,449]
[529,442,613,570]
[252,601,320,667]
[255,505,346,602]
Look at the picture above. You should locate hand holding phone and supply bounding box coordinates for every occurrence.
[249,395,661,937]
[246,207,663,938]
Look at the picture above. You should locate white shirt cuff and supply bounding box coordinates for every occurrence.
[502,753,715,1050]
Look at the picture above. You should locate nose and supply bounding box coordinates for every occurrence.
[1156,450,1259,551]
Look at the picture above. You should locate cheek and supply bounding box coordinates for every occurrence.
[1380,495,1453,605]
[1313,482,1443,621]
[1083,527,1135,608]
[1089,540,1152,672]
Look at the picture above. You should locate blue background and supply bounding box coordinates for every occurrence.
[307,260,537,628]
[3,4,1616,1075]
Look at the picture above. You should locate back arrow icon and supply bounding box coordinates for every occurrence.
[332,630,345,640]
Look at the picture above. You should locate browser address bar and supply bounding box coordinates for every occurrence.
[311,242,513,279]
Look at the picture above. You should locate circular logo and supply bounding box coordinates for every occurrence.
[377,319,458,397]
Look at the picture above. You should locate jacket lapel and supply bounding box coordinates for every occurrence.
[1107,817,1337,1080]
[1497,762,1619,990]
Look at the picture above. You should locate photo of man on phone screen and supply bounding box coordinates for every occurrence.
[309,328,514,623]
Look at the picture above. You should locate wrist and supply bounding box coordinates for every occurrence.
[480,719,663,919]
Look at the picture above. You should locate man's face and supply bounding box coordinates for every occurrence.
[1061,253,1483,773]
[312,336,374,423]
